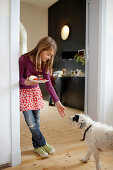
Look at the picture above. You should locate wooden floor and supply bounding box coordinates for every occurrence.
[5,101,113,170]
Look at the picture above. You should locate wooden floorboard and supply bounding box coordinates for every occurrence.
[5,101,113,170]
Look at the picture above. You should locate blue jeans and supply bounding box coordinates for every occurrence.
[49,95,53,104]
[22,110,46,148]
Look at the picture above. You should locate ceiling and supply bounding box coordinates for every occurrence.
[20,0,59,8]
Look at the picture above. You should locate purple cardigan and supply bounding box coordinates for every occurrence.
[19,55,59,103]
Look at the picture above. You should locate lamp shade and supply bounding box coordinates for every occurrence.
[61,25,70,40]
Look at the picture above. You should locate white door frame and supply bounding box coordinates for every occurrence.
[85,0,106,121]
[85,0,90,115]
[10,0,21,166]
[97,0,106,122]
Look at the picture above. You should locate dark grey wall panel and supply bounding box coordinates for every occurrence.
[48,0,86,71]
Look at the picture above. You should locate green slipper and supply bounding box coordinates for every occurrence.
[33,147,48,158]
[43,144,55,155]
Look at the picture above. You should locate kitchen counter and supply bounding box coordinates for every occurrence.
[55,76,85,110]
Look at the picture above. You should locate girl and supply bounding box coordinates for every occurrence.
[19,36,66,158]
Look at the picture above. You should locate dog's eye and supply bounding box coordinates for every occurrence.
[73,115,79,122]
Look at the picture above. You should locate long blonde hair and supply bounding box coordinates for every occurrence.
[23,36,57,74]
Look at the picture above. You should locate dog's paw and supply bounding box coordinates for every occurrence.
[81,158,88,163]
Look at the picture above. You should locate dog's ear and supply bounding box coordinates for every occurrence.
[73,115,79,122]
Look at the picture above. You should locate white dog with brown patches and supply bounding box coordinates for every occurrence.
[70,114,113,170]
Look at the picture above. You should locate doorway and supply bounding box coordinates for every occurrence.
[19,0,87,167]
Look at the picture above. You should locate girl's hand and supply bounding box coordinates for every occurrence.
[55,101,66,117]
[24,77,38,86]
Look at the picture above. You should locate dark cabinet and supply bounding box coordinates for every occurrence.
[55,77,85,111]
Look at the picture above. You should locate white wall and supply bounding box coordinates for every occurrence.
[87,0,113,126]
[0,0,21,166]
[0,0,11,164]
[104,0,113,125]
[20,22,27,55]
[20,3,48,52]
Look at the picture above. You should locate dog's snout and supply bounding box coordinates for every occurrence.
[69,115,79,122]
